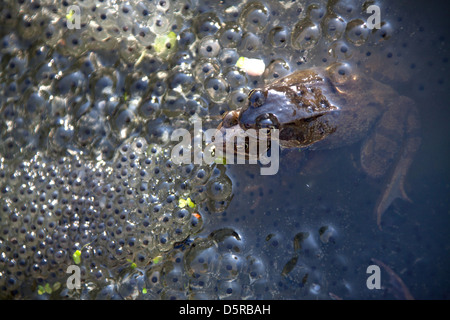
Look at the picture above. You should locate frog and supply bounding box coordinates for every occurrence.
[216,62,421,229]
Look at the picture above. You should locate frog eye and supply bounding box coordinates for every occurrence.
[249,90,266,108]
[222,111,239,128]
[255,113,280,130]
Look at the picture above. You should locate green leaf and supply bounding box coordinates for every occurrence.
[186,197,196,208]
[44,283,52,294]
[53,282,61,291]
[214,157,227,165]
[235,56,246,69]
[178,198,187,208]
[37,285,45,295]
[152,256,162,264]
[73,250,81,264]
[66,10,75,21]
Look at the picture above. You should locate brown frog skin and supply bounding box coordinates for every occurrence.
[217,62,421,228]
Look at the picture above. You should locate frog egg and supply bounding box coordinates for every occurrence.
[95,6,117,29]
[156,231,174,252]
[135,1,154,20]
[1,33,21,56]
[370,21,394,42]
[149,73,168,97]
[193,59,220,82]
[239,1,270,34]
[268,26,289,48]
[150,13,172,35]
[138,96,161,119]
[217,279,242,299]
[198,36,221,58]
[165,90,187,112]
[193,12,221,39]
[56,71,86,96]
[206,175,232,201]
[185,244,220,279]
[219,49,240,70]
[171,50,194,67]
[18,14,43,40]
[156,0,171,13]
[306,3,326,23]
[1,138,20,161]
[247,255,266,283]
[168,69,195,94]
[263,59,290,83]
[119,38,142,63]
[238,32,262,55]
[326,62,353,85]
[111,106,137,139]
[219,253,243,280]
[225,68,247,90]
[118,270,145,299]
[291,18,321,51]
[218,22,243,48]
[118,3,135,23]
[117,18,133,38]
[229,88,249,109]
[329,0,359,19]
[126,74,149,99]
[6,56,27,78]
[48,125,74,153]
[92,73,115,99]
[345,19,370,46]
[205,76,230,103]
[134,23,156,46]
[161,266,186,292]
[136,56,163,77]
[193,167,211,185]
[328,40,352,60]
[322,14,347,41]
[144,121,173,146]
[178,28,196,49]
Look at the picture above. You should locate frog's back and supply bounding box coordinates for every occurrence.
[308,65,399,150]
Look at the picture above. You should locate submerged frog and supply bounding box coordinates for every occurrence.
[216,62,421,228]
